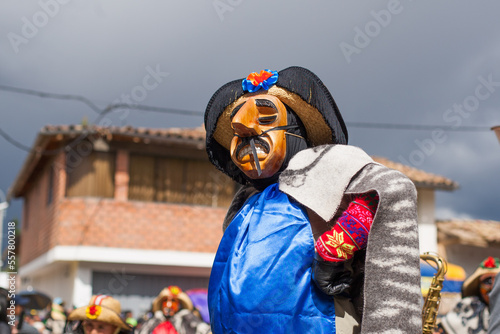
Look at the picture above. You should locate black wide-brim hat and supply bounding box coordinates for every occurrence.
[204,66,348,184]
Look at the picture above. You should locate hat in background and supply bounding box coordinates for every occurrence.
[13,295,31,307]
[462,256,500,297]
[53,297,64,306]
[68,295,130,330]
[152,286,193,313]
[51,303,66,321]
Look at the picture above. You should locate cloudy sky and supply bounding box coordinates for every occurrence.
[1,1,500,225]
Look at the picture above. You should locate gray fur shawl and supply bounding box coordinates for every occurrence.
[223,144,422,334]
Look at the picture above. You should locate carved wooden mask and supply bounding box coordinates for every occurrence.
[230,94,288,180]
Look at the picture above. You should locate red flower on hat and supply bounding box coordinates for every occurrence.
[247,70,273,86]
[482,256,498,269]
[85,305,101,319]
[242,69,278,93]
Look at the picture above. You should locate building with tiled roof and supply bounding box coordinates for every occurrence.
[9,124,458,315]
[9,124,233,315]
[371,156,458,191]
[437,220,500,276]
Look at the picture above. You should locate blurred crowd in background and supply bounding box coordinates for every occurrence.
[2,257,500,334]
[0,285,210,334]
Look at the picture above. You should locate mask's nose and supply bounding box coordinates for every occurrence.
[231,100,261,137]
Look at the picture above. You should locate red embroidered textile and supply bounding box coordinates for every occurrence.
[315,192,379,262]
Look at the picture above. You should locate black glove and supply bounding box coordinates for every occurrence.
[312,253,353,297]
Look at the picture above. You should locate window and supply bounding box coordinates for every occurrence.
[66,151,115,198]
[128,155,235,207]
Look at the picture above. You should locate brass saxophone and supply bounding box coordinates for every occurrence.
[420,253,447,334]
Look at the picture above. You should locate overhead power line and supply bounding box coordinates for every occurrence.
[0,128,34,153]
[0,84,494,155]
[0,84,204,117]
[0,84,204,155]
[0,84,492,130]
[0,84,104,115]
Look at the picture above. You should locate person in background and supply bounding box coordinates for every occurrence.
[25,311,44,334]
[137,286,210,334]
[488,271,500,333]
[122,311,137,329]
[11,297,38,334]
[436,256,500,334]
[67,295,131,334]
[0,288,10,334]
[44,299,66,334]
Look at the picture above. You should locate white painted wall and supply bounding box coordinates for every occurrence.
[72,263,92,308]
[22,263,74,307]
[416,188,438,253]
[18,246,214,315]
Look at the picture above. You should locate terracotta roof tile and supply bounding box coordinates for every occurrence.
[437,220,500,248]
[372,156,458,191]
[41,124,206,142]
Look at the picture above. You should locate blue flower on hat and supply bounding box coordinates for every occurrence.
[242,69,278,93]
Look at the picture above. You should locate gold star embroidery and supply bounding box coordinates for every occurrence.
[324,230,356,259]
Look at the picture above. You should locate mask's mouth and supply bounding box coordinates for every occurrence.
[235,137,269,176]
[233,125,302,177]
[236,137,270,160]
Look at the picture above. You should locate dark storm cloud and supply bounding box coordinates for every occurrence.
[1,0,499,223]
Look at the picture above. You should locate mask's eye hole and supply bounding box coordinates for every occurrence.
[258,115,277,124]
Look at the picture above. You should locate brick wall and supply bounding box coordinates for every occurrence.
[19,147,228,266]
[52,198,225,252]
[20,152,66,266]
[20,195,227,265]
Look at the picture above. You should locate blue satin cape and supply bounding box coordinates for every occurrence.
[208,184,336,333]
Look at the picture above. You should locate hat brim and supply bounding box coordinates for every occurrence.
[462,266,500,297]
[213,86,335,151]
[51,303,66,320]
[152,290,193,313]
[68,305,131,330]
